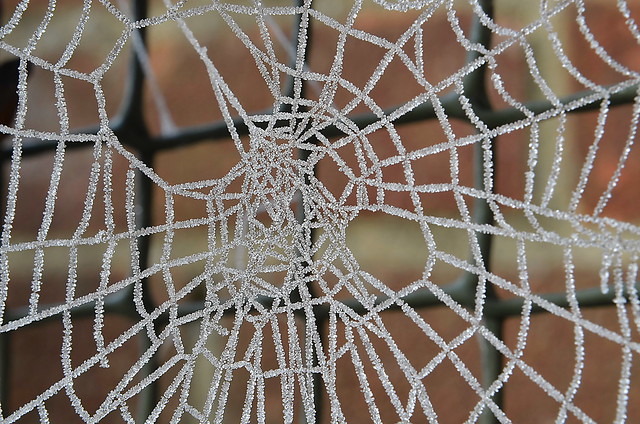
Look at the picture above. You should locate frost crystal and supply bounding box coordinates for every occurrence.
[0,0,639,423]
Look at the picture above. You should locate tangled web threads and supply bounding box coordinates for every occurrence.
[0,0,640,423]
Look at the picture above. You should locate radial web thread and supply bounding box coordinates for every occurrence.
[0,0,640,423]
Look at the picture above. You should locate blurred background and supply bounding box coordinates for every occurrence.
[1,0,640,422]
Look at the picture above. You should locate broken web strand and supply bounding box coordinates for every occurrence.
[538,1,614,217]
[125,1,178,137]
[591,90,640,217]
[611,244,632,423]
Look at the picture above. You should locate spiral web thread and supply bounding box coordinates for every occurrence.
[0,0,639,422]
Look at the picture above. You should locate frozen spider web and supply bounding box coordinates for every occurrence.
[0,0,640,423]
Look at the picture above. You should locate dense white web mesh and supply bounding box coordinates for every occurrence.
[0,0,639,422]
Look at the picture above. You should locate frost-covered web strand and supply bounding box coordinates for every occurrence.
[117,0,178,137]
[0,1,639,423]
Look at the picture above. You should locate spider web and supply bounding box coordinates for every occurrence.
[0,0,639,423]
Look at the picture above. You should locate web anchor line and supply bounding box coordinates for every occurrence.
[1,0,640,422]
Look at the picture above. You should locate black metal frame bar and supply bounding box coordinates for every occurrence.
[1,0,638,422]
